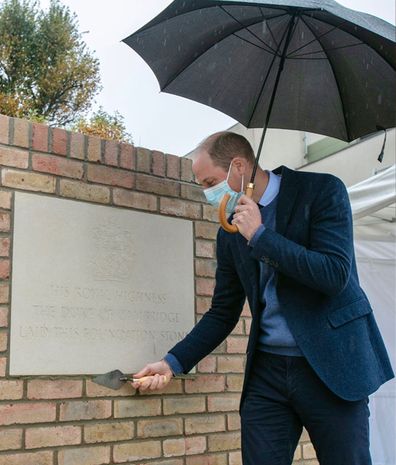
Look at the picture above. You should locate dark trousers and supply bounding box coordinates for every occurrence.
[241,351,371,465]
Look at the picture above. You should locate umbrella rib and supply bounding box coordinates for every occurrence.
[160,11,287,92]
[259,7,280,49]
[246,14,298,129]
[219,6,286,55]
[287,19,349,57]
[233,33,278,55]
[300,16,351,141]
[291,42,365,59]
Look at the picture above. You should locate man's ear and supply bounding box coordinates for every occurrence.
[232,157,248,176]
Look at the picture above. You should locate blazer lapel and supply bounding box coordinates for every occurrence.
[274,166,299,236]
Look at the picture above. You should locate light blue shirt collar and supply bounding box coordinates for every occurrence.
[258,171,281,207]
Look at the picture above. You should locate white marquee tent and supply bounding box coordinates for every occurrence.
[348,165,396,465]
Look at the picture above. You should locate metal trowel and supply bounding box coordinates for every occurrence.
[92,369,193,390]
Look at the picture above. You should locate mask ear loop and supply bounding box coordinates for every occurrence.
[241,174,244,193]
[226,160,233,183]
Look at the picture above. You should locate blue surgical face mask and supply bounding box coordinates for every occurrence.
[203,161,244,214]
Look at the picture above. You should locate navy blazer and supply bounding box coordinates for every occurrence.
[170,166,394,401]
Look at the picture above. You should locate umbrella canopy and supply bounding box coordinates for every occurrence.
[123,0,396,143]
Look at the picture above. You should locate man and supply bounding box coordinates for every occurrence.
[132,132,393,465]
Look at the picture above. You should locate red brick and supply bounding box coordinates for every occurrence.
[203,204,219,222]
[163,396,206,415]
[136,147,151,172]
[113,188,157,211]
[0,428,22,451]
[0,331,7,351]
[85,379,135,398]
[87,136,102,162]
[244,318,252,334]
[0,451,53,465]
[104,140,119,166]
[181,184,205,202]
[166,154,180,179]
[230,320,245,336]
[114,398,161,418]
[137,418,183,438]
[303,442,318,459]
[181,158,193,182]
[84,421,134,443]
[227,412,241,431]
[0,115,9,144]
[185,414,226,435]
[241,301,251,317]
[51,127,68,156]
[0,379,24,399]
[217,356,245,373]
[208,393,240,412]
[32,153,83,179]
[208,432,240,452]
[28,379,83,399]
[120,143,135,170]
[58,445,110,465]
[196,296,211,315]
[196,277,215,296]
[87,164,134,188]
[196,239,215,258]
[2,169,56,193]
[229,450,243,465]
[114,440,161,462]
[59,400,111,421]
[136,173,179,197]
[60,180,110,204]
[197,355,217,373]
[0,356,6,376]
[70,131,85,160]
[13,118,30,148]
[0,212,10,232]
[164,436,206,457]
[0,190,12,209]
[0,402,56,425]
[32,123,48,152]
[227,336,248,354]
[151,150,165,176]
[195,221,219,240]
[185,374,225,393]
[0,146,29,168]
[0,259,9,279]
[160,197,201,219]
[0,306,8,327]
[0,237,10,257]
[186,454,227,465]
[25,425,81,448]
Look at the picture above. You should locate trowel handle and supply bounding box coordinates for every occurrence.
[121,375,169,383]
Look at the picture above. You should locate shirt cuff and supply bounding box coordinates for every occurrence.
[163,353,184,375]
[248,224,265,247]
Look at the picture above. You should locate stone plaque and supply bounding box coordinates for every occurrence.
[10,192,195,375]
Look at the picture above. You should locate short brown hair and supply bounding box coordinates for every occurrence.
[197,131,255,170]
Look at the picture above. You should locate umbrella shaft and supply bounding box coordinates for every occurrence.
[251,12,298,184]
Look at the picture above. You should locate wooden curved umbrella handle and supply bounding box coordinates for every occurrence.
[219,183,254,234]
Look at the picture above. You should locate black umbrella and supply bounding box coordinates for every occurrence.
[123,0,396,232]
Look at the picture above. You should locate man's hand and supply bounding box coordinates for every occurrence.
[131,359,173,392]
[232,195,262,241]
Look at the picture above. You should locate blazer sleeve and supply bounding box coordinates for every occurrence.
[168,230,246,373]
[250,175,354,296]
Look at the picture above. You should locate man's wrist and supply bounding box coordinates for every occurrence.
[248,224,265,246]
[163,353,184,376]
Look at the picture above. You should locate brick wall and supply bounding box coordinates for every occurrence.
[0,115,318,464]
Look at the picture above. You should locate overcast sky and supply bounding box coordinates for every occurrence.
[37,0,395,155]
